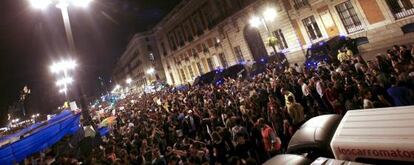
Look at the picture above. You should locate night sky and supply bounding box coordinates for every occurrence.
[0,0,181,125]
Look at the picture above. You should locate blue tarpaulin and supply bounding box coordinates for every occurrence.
[98,127,110,137]
[0,110,81,165]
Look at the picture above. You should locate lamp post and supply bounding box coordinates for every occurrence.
[50,59,76,102]
[146,67,155,83]
[126,78,133,94]
[249,7,278,54]
[31,0,95,126]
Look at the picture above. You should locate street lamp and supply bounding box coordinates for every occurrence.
[29,0,52,9]
[50,59,76,100]
[71,0,93,7]
[56,76,74,86]
[59,87,68,94]
[31,0,98,129]
[146,67,155,75]
[263,7,277,22]
[126,78,132,85]
[249,7,278,54]
[50,59,77,74]
[249,16,262,28]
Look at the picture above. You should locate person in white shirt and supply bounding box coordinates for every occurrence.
[363,90,374,109]
[298,78,310,97]
[313,77,324,98]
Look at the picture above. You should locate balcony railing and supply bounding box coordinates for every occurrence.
[394,8,414,19]
[346,24,365,34]
[293,0,309,10]
[386,0,414,19]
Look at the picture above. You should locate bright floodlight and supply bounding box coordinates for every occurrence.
[71,0,92,7]
[50,59,77,74]
[126,78,132,84]
[29,0,52,9]
[59,88,68,94]
[146,68,155,75]
[115,84,121,89]
[249,16,261,28]
[56,77,74,86]
[263,7,277,21]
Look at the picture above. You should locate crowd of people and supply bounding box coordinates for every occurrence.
[29,44,414,165]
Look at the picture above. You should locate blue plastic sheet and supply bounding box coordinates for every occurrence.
[98,127,110,137]
[0,110,81,165]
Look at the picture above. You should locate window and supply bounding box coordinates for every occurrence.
[336,1,364,34]
[135,50,140,56]
[188,66,195,79]
[192,48,198,56]
[192,12,204,35]
[273,29,289,50]
[166,62,171,69]
[183,19,195,41]
[169,72,175,84]
[386,0,414,19]
[180,69,187,81]
[161,42,167,56]
[197,62,204,74]
[147,45,152,51]
[234,46,245,62]
[202,43,209,53]
[175,27,185,47]
[218,53,228,68]
[201,3,214,28]
[206,58,214,71]
[302,16,323,40]
[168,33,177,50]
[293,0,309,10]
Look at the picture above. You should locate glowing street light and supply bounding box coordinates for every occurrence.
[249,7,277,29]
[30,0,93,9]
[33,0,95,127]
[29,0,52,9]
[249,7,279,56]
[126,78,132,85]
[56,76,74,87]
[146,67,155,75]
[50,59,77,74]
[71,0,93,8]
[249,16,261,28]
[59,87,68,94]
[263,7,277,22]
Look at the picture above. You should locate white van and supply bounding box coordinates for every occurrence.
[331,106,414,164]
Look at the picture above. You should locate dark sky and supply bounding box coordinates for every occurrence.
[0,0,181,125]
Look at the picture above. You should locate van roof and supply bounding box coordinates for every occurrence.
[331,106,414,162]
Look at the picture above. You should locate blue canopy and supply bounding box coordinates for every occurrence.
[0,110,81,164]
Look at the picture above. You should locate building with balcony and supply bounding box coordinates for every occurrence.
[281,0,414,61]
[152,0,300,85]
[114,0,414,86]
[112,31,166,90]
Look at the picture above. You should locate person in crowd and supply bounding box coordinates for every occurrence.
[337,49,348,63]
[256,118,281,158]
[286,96,305,131]
[345,47,354,59]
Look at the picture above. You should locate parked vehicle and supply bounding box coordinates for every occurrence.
[305,35,359,69]
[265,106,414,165]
